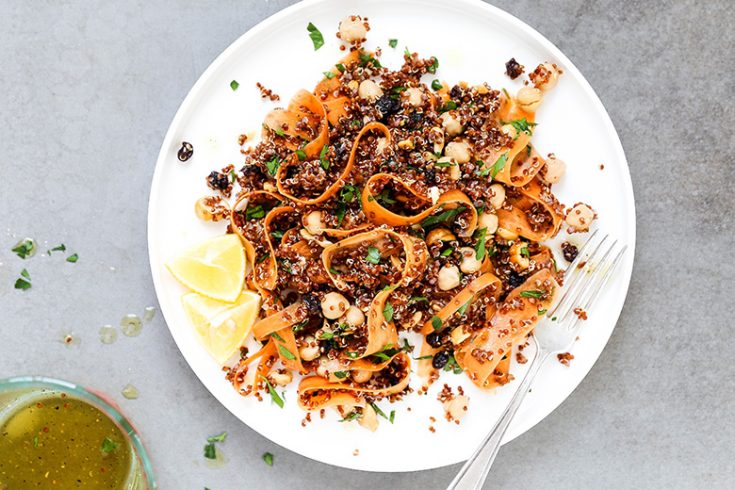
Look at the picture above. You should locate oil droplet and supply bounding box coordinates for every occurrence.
[99,325,118,344]
[61,332,81,348]
[121,384,139,399]
[143,306,156,322]
[120,314,142,337]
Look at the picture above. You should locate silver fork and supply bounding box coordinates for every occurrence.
[447,231,627,490]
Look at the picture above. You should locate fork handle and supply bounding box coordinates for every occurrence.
[447,349,551,490]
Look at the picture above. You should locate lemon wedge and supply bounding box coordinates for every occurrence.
[181,291,260,364]
[166,234,246,302]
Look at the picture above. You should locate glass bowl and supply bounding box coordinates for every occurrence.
[0,376,156,489]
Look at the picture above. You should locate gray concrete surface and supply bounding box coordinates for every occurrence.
[1,0,733,488]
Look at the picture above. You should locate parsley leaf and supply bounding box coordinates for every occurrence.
[203,443,216,459]
[277,344,296,361]
[261,376,285,408]
[409,296,428,305]
[431,316,442,331]
[340,411,361,423]
[265,156,280,176]
[474,227,488,261]
[246,205,265,220]
[319,145,330,170]
[101,437,118,454]
[490,153,508,179]
[11,238,36,259]
[431,79,443,91]
[427,56,439,74]
[335,63,346,72]
[295,149,307,161]
[48,244,66,254]
[370,403,390,421]
[520,290,546,299]
[207,432,227,443]
[388,38,398,48]
[230,80,239,91]
[306,22,324,50]
[262,452,274,466]
[508,118,537,135]
[420,206,466,228]
[66,253,79,263]
[456,300,472,317]
[323,71,335,79]
[383,302,394,323]
[333,371,348,379]
[365,246,381,264]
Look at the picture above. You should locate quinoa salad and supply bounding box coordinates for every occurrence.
[185,15,597,430]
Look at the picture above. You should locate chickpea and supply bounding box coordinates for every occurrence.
[304,210,325,235]
[298,336,320,361]
[541,154,566,184]
[404,87,424,107]
[488,183,506,209]
[517,86,543,112]
[321,292,350,320]
[509,241,531,270]
[430,127,445,154]
[450,326,470,345]
[438,265,461,291]
[530,62,561,92]
[440,111,463,136]
[500,124,519,140]
[444,141,472,164]
[459,247,482,273]
[478,212,499,235]
[397,139,415,150]
[426,228,455,245]
[376,137,389,155]
[358,404,379,431]
[351,369,372,383]
[496,227,519,241]
[566,203,596,232]
[316,357,342,378]
[268,370,293,387]
[443,395,469,421]
[338,15,367,43]
[358,79,383,100]
[343,305,365,328]
[194,195,229,222]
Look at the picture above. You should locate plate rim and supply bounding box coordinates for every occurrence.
[147,0,636,472]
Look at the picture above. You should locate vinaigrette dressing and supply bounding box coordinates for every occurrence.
[0,394,133,488]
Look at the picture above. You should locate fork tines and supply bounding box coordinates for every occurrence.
[547,231,627,329]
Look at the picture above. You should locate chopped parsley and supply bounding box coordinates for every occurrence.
[374,189,397,206]
[203,442,216,459]
[440,247,453,257]
[101,437,118,454]
[508,118,537,136]
[520,290,546,299]
[340,411,361,423]
[265,156,280,176]
[340,184,359,203]
[11,238,36,259]
[15,269,31,290]
[409,296,428,305]
[389,410,396,424]
[370,403,391,422]
[270,230,284,241]
[319,145,330,170]
[359,52,381,68]
[295,149,307,161]
[365,246,381,264]
[404,47,411,57]
[207,432,227,443]
[335,203,346,226]
[261,376,285,408]
[48,244,66,254]
[431,316,442,331]
[520,247,530,258]
[382,301,394,323]
[346,351,360,359]
[319,331,334,340]
[420,206,466,228]
[444,354,462,374]
[333,371,348,379]
[292,319,308,333]
[277,344,296,361]
[427,56,439,74]
[489,153,508,179]
[440,100,457,112]
[306,22,324,50]
[246,204,265,220]
[230,80,239,91]
[413,355,434,360]
[372,343,401,362]
[335,63,346,72]
[456,299,472,317]
[262,452,274,466]
[388,38,398,48]
[431,79,443,91]
[274,127,285,137]
[434,160,455,168]
[323,71,335,79]
[474,227,488,261]
[537,308,548,315]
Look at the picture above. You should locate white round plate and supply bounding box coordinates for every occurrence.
[148,0,635,472]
